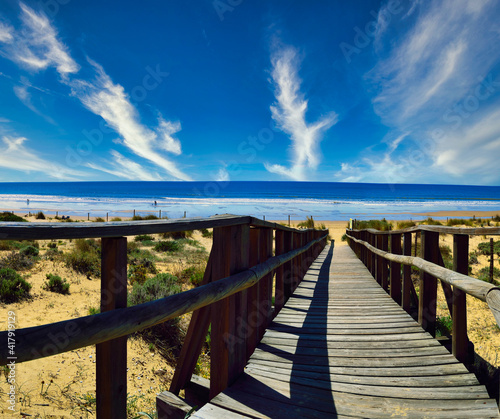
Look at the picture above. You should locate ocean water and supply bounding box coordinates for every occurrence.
[0,181,499,221]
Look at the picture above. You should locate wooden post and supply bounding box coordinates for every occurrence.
[246,228,261,360]
[390,233,402,305]
[418,231,439,336]
[159,210,161,218]
[293,233,301,291]
[274,230,285,313]
[87,213,89,221]
[258,228,273,340]
[106,213,108,222]
[283,231,294,302]
[402,233,412,314]
[288,215,290,226]
[375,235,382,285]
[210,225,250,398]
[184,211,187,218]
[133,209,135,217]
[96,237,128,419]
[453,234,469,363]
[366,232,372,273]
[380,234,388,291]
[209,227,232,399]
[490,238,494,283]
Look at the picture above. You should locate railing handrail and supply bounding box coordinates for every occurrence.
[345,232,500,329]
[351,225,500,235]
[0,214,313,241]
[0,232,328,365]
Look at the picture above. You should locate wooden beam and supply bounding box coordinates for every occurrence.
[96,237,128,419]
[402,233,412,314]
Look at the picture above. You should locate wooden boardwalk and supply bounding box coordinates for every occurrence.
[194,243,500,418]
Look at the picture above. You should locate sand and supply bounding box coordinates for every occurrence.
[0,211,499,417]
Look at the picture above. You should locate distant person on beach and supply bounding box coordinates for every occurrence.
[154,201,157,206]
[27,199,29,205]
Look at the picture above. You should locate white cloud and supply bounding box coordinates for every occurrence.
[358,0,500,184]
[86,150,163,181]
[0,21,14,43]
[70,60,191,181]
[0,136,85,180]
[156,117,182,155]
[265,46,337,181]
[214,166,229,182]
[0,3,79,76]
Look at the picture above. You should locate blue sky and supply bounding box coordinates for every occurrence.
[0,0,500,185]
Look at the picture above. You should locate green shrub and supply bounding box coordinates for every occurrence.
[94,217,105,222]
[128,273,184,362]
[341,234,347,242]
[44,248,63,261]
[35,211,46,220]
[44,274,70,294]
[134,235,155,242]
[0,212,27,222]
[447,218,473,227]
[397,220,416,229]
[131,214,159,221]
[0,252,37,271]
[178,266,205,286]
[436,315,452,337]
[20,245,39,257]
[477,240,500,256]
[0,268,31,303]
[420,217,442,226]
[154,240,182,252]
[48,242,58,249]
[356,219,393,231]
[88,306,100,315]
[0,241,16,251]
[469,252,479,265]
[161,230,193,240]
[110,217,122,221]
[65,238,101,277]
[199,228,213,238]
[128,259,157,285]
[297,216,315,229]
[128,273,181,306]
[478,267,500,283]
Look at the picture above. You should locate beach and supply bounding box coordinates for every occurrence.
[1,210,499,416]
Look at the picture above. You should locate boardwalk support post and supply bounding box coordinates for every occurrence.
[453,234,469,363]
[418,231,439,336]
[97,237,128,419]
[390,233,402,305]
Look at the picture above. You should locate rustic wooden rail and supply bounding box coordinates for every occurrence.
[0,214,328,418]
[345,225,500,365]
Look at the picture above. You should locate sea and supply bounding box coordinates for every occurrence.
[0,181,499,221]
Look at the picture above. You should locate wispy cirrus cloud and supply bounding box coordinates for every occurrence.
[0,3,79,76]
[70,59,191,181]
[340,0,500,184]
[0,136,85,180]
[265,46,338,181]
[13,77,56,124]
[86,150,163,181]
[1,3,190,181]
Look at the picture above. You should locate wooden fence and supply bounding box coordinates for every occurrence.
[345,225,500,365]
[0,214,328,418]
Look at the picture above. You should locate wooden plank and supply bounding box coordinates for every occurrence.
[245,363,481,387]
[243,369,488,400]
[96,237,127,419]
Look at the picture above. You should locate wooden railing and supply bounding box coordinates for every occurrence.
[0,214,328,418]
[345,225,500,365]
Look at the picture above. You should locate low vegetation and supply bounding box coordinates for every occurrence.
[419,217,442,226]
[64,239,101,277]
[396,220,416,229]
[446,218,473,227]
[0,212,27,222]
[154,240,182,253]
[0,268,31,303]
[44,273,70,294]
[355,219,393,231]
[35,211,46,220]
